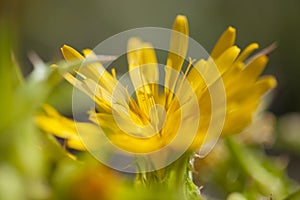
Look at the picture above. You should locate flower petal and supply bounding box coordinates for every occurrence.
[215,45,241,74]
[242,55,269,82]
[166,15,189,72]
[210,26,236,59]
[164,15,189,107]
[127,37,158,119]
[236,43,259,63]
[61,45,84,61]
[36,104,79,139]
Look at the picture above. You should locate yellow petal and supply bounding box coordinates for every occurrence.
[63,73,108,110]
[36,104,79,139]
[255,75,277,95]
[236,43,259,63]
[67,122,105,151]
[127,38,158,89]
[164,15,189,107]
[42,104,62,118]
[166,15,189,72]
[61,45,117,95]
[37,104,107,151]
[214,45,240,74]
[81,48,116,93]
[140,43,159,85]
[127,37,158,119]
[67,138,86,150]
[241,55,268,82]
[190,46,240,99]
[61,45,84,61]
[222,105,255,135]
[211,26,236,59]
[186,59,206,92]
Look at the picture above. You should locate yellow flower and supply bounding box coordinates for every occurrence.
[36,15,276,154]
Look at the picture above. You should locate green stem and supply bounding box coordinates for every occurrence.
[166,153,190,199]
[135,152,203,200]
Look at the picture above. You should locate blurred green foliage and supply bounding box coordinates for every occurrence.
[195,131,300,199]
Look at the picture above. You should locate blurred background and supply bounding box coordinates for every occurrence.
[1,0,300,197]
[11,0,300,115]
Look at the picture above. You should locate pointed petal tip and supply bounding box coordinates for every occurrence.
[60,44,83,61]
[60,44,77,55]
[260,54,269,62]
[175,15,187,23]
[128,37,142,44]
[82,49,93,57]
[173,15,188,35]
[232,45,241,52]
[269,77,277,88]
[251,43,260,49]
[60,44,70,55]
[61,44,70,51]
[227,26,236,33]
[224,26,236,40]
[211,26,236,59]
[258,76,277,93]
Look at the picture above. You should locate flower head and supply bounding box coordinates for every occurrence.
[37,15,276,156]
